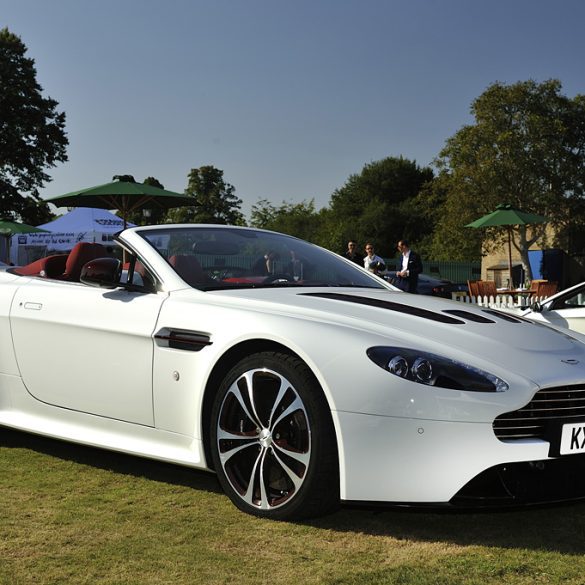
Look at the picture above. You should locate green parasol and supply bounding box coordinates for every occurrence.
[0,220,50,263]
[46,176,193,228]
[466,204,548,285]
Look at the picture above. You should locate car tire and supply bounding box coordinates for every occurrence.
[210,351,339,520]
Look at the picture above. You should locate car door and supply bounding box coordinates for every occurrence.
[10,277,166,425]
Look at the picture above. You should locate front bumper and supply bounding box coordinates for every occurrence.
[335,411,564,504]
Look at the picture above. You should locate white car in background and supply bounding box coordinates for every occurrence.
[520,281,585,335]
[3,225,585,519]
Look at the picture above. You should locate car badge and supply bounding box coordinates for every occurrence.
[561,359,580,365]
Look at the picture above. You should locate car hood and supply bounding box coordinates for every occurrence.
[207,286,585,385]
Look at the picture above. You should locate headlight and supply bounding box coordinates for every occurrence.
[367,346,508,392]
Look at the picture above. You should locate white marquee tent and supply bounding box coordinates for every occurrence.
[10,208,134,265]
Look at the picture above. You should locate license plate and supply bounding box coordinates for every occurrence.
[560,422,585,455]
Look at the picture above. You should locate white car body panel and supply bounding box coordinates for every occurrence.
[538,308,585,334]
[0,373,204,466]
[10,279,165,425]
[3,224,585,509]
[336,412,548,502]
[521,281,585,335]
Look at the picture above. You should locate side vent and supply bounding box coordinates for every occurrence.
[154,328,212,351]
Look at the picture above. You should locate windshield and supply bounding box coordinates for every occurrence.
[138,226,388,291]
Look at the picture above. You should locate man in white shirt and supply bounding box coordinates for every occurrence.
[363,243,385,275]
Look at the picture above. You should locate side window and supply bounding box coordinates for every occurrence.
[123,256,157,292]
[552,289,585,310]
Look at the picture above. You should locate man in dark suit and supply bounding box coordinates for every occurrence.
[344,240,362,265]
[396,240,423,293]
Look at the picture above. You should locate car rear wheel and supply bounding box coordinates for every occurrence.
[210,351,339,519]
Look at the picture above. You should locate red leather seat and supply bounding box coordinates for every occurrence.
[168,255,210,287]
[61,242,109,282]
[40,254,68,278]
[14,254,68,278]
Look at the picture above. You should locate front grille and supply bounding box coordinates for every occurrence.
[493,384,585,440]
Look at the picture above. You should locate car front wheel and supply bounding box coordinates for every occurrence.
[210,351,339,520]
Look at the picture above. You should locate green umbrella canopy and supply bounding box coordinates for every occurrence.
[0,220,49,263]
[46,176,193,227]
[465,204,548,228]
[465,204,549,288]
[0,220,49,235]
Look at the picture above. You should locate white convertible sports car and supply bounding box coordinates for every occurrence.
[2,224,585,519]
[520,281,585,335]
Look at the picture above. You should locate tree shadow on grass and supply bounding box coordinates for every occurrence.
[0,426,222,495]
[310,501,585,555]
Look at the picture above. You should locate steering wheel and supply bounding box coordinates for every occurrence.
[205,266,250,280]
[263,273,295,283]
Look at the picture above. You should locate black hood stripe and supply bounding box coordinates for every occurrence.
[481,309,524,323]
[443,309,496,323]
[300,292,465,324]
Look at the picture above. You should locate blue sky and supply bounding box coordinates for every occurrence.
[2,0,585,218]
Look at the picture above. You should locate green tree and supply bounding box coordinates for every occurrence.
[415,170,484,261]
[0,28,67,224]
[321,156,434,258]
[249,198,278,229]
[426,79,585,273]
[250,198,324,242]
[166,165,245,225]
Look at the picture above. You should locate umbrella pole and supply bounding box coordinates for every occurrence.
[121,207,128,264]
[122,214,127,264]
[507,227,513,288]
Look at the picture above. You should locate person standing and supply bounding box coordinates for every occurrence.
[252,250,277,275]
[396,240,422,293]
[344,240,362,265]
[363,243,386,275]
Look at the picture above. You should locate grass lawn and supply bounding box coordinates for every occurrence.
[2,427,585,585]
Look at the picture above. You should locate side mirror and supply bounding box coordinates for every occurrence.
[530,300,542,313]
[80,257,122,289]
